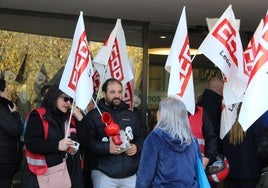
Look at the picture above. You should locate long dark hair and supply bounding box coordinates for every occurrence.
[41,84,64,113]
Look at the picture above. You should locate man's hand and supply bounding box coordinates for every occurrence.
[109,138,124,155]
[125,143,137,156]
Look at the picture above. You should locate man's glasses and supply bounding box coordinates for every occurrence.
[61,96,73,103]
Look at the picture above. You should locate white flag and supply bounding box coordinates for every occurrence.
[199,5,247,105]
[243,19,264,77]
[239,12,268,131]
[220,102,240,139]
[93,19,134,86]
[59,11,93,110]
[165,7,195,115]
[206,17,240,32]
[124,81,134,110]
[123,58,135,110]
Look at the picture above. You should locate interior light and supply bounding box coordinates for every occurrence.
[160,36,167,39]
[148,48,202,56]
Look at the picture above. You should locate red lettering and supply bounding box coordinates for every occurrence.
[108,38,124,81]
[68,31,89,90]
[248,24,268,84]
[243,39,257,76]
[212,18,238,66]
[123,82,133,110]
[177,36,192,97]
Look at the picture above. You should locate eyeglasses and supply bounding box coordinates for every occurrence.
[61,96,73,103]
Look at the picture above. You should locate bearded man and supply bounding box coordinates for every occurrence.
[81,78,147,188]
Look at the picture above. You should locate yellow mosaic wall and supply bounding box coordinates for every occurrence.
[0,30,143,116]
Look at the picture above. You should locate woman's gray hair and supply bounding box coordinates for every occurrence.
[154,96,193,144]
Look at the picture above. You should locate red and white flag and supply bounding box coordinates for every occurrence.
[124,81,134,110]
[220,19,262,134]
[164,7,195,115]
[59,11,94,110]
[199,5,247,105]
[220,102,240,139]
[243,19,264,77]
[239,12,268,131]
[93,19,134,87]
[123,58,135,110]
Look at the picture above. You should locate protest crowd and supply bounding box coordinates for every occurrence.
[1,5,268,188]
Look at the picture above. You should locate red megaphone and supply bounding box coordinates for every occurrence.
[101,112,122,145]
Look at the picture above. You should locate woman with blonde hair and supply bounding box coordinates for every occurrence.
[136,96,198,188]
[222,103,264,188]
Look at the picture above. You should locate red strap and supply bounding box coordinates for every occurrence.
[35,108,49,139]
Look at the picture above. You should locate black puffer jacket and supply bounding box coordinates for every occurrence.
[82,98,147,178]
[0,97,23,178]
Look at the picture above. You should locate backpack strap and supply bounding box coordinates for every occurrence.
[25,107,49,175]
[35,107,49,139]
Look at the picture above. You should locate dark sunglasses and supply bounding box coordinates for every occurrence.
[62,96,73,103]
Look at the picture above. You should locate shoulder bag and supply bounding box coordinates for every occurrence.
[194,140,211,188]
[37,158,71,188]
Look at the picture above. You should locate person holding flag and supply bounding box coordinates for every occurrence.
[82,78,146,188]
[22,10,94,188]
[21,84,84,188]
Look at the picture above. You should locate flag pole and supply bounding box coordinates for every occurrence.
[65,102,75,138]
[91,96,102,116]
[190,49,201,63]
[59,11,94,136]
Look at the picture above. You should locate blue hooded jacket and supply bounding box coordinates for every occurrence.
[136,128,198,188]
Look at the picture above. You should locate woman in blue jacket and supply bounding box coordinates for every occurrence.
[136,97,198,188]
